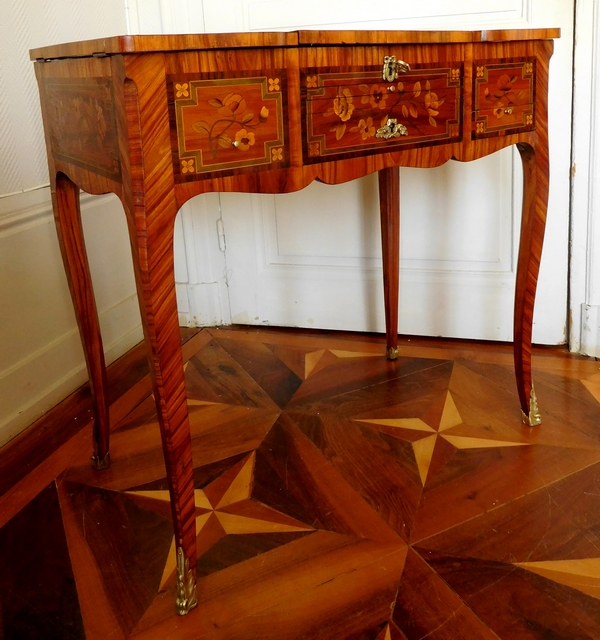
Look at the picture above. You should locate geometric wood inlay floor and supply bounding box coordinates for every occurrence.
[3,326,600,639]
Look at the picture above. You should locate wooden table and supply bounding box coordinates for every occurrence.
[30,28,559,614]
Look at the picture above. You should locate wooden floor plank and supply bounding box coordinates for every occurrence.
[131,533,405,639]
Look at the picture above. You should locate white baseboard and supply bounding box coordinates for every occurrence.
[579,304,600,359]
[176,282,227,327]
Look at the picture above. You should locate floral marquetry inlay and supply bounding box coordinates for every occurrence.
[175,83,189,98]
[473,59,535,138]
[171,73,287,179]
[303,66,461,161]
[181,159,195,174]
[42,77,121,181]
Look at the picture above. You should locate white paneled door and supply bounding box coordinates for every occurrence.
[132,0,574,344]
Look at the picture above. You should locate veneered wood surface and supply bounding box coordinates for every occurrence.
[303,66,461,161]
[121,51,198,574]
[299,28,560,45]
[52,174,111,465]
[29,29,560,60]
[379,168,400,357]
[29,32,299,60]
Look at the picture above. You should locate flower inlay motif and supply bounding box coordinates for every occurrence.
[308,142,320,157]
[176,83,189,98]
[181,159,195,173]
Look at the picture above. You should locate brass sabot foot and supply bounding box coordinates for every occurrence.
[521,383,542,427]
[176,547,198,616]
[91,451,111,470]
[387,346,399,360]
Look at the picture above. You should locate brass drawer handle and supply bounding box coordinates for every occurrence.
[382,55,411,82]
[376,118,408,140]
[505,107,513,115]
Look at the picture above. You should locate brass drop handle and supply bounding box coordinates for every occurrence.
[376,119,408,140]
[382,55,411,82]
[505,107,513,115]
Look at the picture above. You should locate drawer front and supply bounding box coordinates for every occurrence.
[302,65,462,162]
[472,60,535,138]
[169,72,288,181]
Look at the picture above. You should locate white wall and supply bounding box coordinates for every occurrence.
[0,0,139,446]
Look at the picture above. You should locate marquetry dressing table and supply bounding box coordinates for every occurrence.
[30,28,558,614]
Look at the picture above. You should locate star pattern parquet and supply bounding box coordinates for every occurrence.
[4,326,600,638]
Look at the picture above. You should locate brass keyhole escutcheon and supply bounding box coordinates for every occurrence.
[382,55,411,82]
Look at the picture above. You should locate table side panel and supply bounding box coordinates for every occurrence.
[35,57,126,196]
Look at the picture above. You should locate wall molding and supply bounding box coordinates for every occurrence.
[0,189,53,238]
[0,186,143,447]
[0,292,143,448]
[0,188,118,238]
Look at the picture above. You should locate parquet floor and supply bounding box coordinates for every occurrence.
[3,326,600,639]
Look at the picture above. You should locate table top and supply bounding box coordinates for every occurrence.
[29,28,561,61]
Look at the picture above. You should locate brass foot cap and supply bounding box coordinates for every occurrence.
[521,410,542,427]
[176,547,198,615]
[521,383,542,427]
[91,452,111,470]
[387,347,399,360]
[176,589,198,616]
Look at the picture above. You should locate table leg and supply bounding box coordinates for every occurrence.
[52,173,111,469]
[379,167,400,360]
[514,141,549,426]
[126,209,198,615]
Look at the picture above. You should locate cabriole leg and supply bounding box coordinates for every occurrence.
[514,142,549,426]
[126,207,198,615]
[52,173,111,469]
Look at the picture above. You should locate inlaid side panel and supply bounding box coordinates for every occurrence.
[473,59,535,138]
[169,73,288,182]
[302,66,462,162]
[41,77,121,181]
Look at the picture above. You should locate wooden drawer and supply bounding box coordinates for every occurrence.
[472,60,535,138]
[168,71,288,181]
[302,64,462,162]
